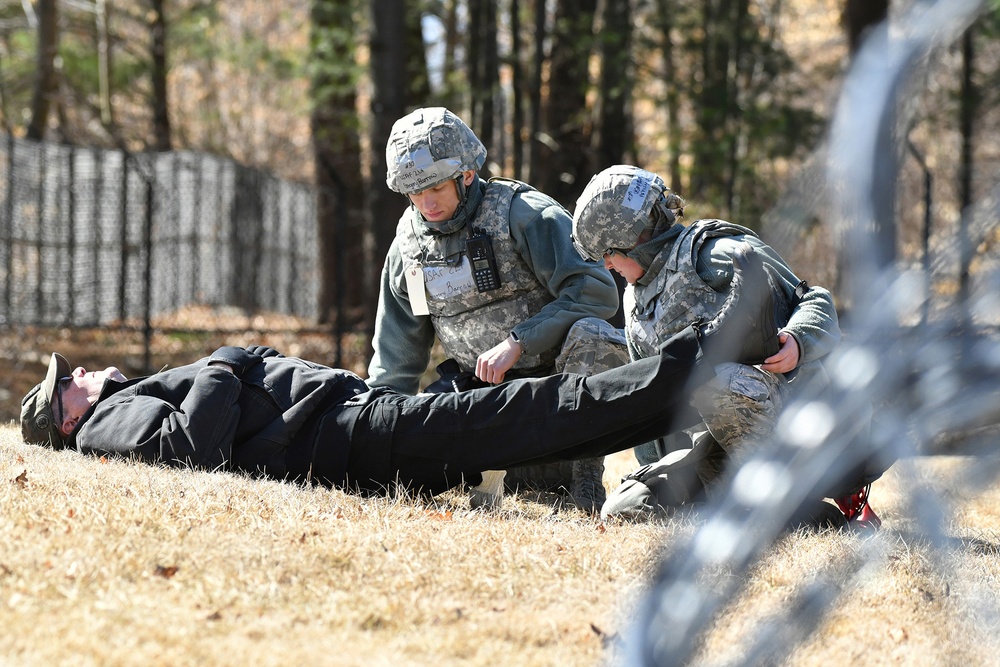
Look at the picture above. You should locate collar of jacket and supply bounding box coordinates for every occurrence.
[418,174,486,236]
[631,223,683,286]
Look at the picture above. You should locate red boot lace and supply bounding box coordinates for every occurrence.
[834,484,882,530]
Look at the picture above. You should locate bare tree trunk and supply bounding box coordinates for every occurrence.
[691,0,734,201]
[536,0,598,206]
[655,0,683,191]
[468,0,483,128]
[406,2,431,104]
[527,0,545,183]
[722,0,748,216]
[440,0,460,109]
[27,0,59,141]
[96,0,113,127]
[958,27,975,311]
[310,0,366,334]
[594,0,633,171]
[480,0,498,175]
[843,0,889,54]
[834,0,892,301]
[368,0,409,351]
[150,0,172,151]
[509,0,524,179]
[465,0,499,176]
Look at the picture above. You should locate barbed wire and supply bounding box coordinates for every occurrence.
[623,1,995,665]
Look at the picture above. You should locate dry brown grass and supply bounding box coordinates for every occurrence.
[4,421,1000,666]
[0,428,659,667]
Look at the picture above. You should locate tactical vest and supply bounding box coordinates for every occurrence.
[395,177,558,372]
[625,219,759,358]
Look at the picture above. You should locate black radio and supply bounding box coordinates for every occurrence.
[465,234,501,292]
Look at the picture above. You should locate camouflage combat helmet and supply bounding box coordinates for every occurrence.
[571,165,669,262]
[385,107,487,195]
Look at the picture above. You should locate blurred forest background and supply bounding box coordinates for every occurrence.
[0,0,998,348]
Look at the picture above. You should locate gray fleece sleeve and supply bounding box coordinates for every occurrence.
[506,191,620,356]
[366,239,439,394]
[699,235,841,366]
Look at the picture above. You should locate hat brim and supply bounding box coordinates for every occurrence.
[23,353,72,447]
[43,353,72,404]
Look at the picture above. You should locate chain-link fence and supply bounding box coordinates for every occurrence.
[0,136,320,332]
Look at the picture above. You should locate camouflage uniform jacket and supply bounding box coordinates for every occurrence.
[368,177,619,394]
[625,219,841,386]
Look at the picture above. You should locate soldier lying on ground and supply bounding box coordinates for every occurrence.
[20,250,769,500]
[19,253,876,527]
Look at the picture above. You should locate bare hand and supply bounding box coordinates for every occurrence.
[760,331,800,374]
[475,337,523,384]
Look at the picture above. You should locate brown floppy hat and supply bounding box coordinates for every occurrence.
[20,353,72,448]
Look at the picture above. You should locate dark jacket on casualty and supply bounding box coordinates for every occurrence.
[66,356,371,486]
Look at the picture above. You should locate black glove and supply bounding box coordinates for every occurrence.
[209,346,263,378]
[422,359,490,393]
[244,345,283,359]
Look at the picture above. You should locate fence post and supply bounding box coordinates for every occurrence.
[3,132,14,322]
[118,151,130,324]
[191,153,203,304]
[143,163,154,372]
[66,144,77,325]
[91,146,103,323]
[34,140,46,322]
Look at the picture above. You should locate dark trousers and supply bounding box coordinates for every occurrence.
[343,326,708,494]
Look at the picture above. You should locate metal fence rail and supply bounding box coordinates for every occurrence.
[0,137,320,330]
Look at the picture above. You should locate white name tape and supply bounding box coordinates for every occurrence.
[622,170,656,211]
[424,256,475,300]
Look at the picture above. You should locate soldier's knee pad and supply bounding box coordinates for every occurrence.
[556,317,629,376]
[691,362,783,448]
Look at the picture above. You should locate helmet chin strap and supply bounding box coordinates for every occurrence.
[418,173,484,236]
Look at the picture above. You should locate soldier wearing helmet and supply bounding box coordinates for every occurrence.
[573,165,881,528]
[368,108,627,511]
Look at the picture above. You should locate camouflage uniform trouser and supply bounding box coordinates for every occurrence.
[504,317,630,502]
[634,361,784,478]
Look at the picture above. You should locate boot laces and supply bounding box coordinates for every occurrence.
[834,484,881,529]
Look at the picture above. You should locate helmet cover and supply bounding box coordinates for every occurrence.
[572,165,667,261]
[385,107,487,194]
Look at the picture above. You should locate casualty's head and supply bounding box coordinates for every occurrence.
[20,353,72,449]
[385,107,488,233]
[21,354,127,447]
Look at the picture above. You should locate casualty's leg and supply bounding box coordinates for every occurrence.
[375,245,778,493]
[505,317,631,511]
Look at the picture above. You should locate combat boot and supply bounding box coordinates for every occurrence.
[469,470,506,509]
[833,484,882,530]
[568,457,607,513]
[696,243,782,365]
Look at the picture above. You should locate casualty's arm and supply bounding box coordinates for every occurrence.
[74,365,243,469]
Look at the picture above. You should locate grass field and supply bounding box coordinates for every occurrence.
[3,421,1000,666]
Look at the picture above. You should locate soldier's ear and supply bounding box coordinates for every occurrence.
[60,414,80,437]
[462,170,476,186]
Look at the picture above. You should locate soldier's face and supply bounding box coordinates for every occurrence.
[56,365,128,436]
[604,250,645,284]
[409,170,475,222]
